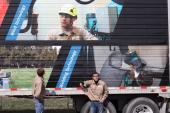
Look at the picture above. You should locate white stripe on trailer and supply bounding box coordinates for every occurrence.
[0,87,169,96]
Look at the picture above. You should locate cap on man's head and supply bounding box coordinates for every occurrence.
[59,4,78,18]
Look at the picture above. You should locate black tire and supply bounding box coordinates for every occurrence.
[75,0,95,4]
[123,97,159,113]
[166,99,170,113]
[80,101,117,113]
[122,98,135,113]
[122,102,129,113]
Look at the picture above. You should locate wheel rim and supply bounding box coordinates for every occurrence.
[132,104,153,113]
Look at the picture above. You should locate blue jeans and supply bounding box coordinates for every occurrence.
[90,101,104,113]
[34,97,44,113]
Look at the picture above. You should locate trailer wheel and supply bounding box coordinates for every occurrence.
[80,101,117,113]
[122,102,128,113]
[123,97,159,113]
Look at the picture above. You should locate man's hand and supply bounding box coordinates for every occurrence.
[80,82,84,88]
[99,99,104,103]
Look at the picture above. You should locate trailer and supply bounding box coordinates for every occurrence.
[0,86,170,113]
[0,0,170,113]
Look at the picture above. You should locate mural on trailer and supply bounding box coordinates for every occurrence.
[0,0,168,88]
[0,0,167,43]
[0,45,168,88]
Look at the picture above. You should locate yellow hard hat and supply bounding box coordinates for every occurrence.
[59,4,78,17]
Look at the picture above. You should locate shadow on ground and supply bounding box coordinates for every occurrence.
[0,109,76,113]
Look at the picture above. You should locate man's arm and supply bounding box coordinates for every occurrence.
[48,30,60,40]
[34,81,42,98]
[32,79,36,96]
[72,27,98,40]
[80,80,92,88]
[82,29,98,40]
[101,83,109,103]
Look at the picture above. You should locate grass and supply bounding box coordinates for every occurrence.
[4,68,52,88]
[0,110,76,113]
[0,97,75,113]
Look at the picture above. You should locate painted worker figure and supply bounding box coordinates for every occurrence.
[80,72,108,113]
[48,4,98,40]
